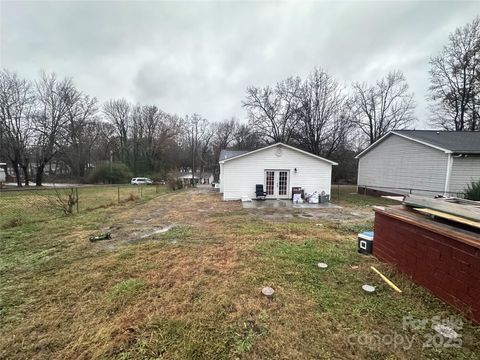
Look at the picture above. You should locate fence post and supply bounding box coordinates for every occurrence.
[118,185,120,203]
[140,185,143,198]
[76,188,79,213]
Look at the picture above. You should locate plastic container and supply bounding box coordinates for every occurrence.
[358,231,374,254]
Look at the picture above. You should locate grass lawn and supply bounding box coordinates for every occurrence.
[0,184,168,229]
[330,185,400,208]
[0,187,478,359]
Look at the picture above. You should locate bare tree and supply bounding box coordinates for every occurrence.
[46,186,78,215]
[90,120,117,167]
[207,118,238,179]
[128,104,183,175]
[154,113,183,174]
[103,98,131,163]
[212,118,237,151]
[62,93,99,178]
[351,70,416,144]
[428,16,480,130]
[138,104,161,172]
[233,123,262,150]
[295,68,354,157]
[183,114,212,184]
[243,76,301,144]
[129,104,144,174]
[32,72,77,186]
[0,70,34,186]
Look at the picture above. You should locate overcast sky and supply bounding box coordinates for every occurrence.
[1,1,478,127]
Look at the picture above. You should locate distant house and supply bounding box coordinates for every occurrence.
[0,162,6,183]
[355,130,480,197]
[177,171,213,185]
[219,143,337,201]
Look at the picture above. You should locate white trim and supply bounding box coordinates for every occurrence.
[264,169,290,199]
[355,133,391,159]
[219,142,338,165]
[355,132,452,159]
[444,153,453,195]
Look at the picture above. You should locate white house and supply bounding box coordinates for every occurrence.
[0,162,6,183]
[355,130,480,196]
[219,143,337,201]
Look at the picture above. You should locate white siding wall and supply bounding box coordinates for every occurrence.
[219,162,224,192]
[449,156,480,193]
[221,146,333,201]
[358,135,449,194]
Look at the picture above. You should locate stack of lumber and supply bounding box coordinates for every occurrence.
[403,195,480,230]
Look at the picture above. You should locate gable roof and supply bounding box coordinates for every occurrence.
[219,149,250,161]
[355,130,480,158]
[219,142,338,165]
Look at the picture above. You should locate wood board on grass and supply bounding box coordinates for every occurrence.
[415,208,480,230]
[404,195,480,222]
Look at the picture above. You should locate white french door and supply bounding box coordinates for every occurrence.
[265,170,289,198]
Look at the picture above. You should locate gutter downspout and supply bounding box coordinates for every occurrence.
[444,152,453,196]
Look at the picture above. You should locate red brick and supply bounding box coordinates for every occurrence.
[467,284,480,300]
[373,211,480,325]
[453,249,477,262]
[447,257,471,276]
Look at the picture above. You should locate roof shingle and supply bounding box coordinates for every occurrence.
[393,130,480,153]
[218,149,250,161]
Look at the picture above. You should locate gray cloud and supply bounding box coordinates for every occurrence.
[1,0,478,126]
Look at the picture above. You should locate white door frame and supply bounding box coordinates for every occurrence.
[264,169,290,199]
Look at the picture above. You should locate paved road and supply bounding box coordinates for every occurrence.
[5,182,81,188]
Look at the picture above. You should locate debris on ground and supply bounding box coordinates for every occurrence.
[139,224,174,239]
[261,287,275,298]
[362,284,376,293]
[317,262,328,269]
[89,233,112,242]
[370,266,402,293]
[433,324,459,339]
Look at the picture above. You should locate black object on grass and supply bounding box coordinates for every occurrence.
[89,233,112,242]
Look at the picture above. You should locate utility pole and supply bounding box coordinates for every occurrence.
[191,116,198,188]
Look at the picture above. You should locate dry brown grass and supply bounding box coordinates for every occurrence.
[0,187,478,359]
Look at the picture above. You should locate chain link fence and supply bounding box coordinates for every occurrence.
[0,184,168,229]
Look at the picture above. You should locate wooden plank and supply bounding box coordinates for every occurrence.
[404,195,480,222]
[373,206,480,249]
[381,196,404,202]
[445,197,480,207]
[415,208,480,229]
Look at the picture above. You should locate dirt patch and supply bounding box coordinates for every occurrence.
[92,188,241,247]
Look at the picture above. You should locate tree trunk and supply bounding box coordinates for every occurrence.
[78,160,85,178]
[22,164,29,186]
[36,163,45,186]
[12,161,22,187]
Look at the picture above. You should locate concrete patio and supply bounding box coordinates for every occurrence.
[242,199,341,209]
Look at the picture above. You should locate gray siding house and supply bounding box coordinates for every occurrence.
[355,130,480,196]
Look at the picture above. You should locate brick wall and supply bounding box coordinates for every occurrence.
[357,186,402,197]
[374,211,480,324]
